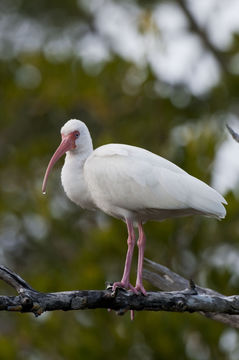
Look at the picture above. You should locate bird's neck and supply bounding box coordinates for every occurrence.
[61,141,95,209]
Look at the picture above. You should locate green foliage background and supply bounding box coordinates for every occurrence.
[0,0,239,359]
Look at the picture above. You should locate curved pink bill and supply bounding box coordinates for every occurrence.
[42,135,74,194]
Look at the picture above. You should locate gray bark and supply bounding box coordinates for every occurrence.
[1,263,239,328]
[143,258,239,328]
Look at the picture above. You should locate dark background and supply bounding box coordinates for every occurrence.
[0,0,239,358]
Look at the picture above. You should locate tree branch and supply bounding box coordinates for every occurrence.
[1,264,239,325]
[226,123,239,143]
[143,258,239,328]
[0,265,35,293]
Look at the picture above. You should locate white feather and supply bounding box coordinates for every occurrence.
[84,144,227,221]
[58,120,227,223]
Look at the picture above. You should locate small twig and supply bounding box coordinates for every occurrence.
[189,279,196,292]
[226,123,239,143]
[0,265,36,293]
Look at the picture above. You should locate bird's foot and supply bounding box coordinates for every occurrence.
[111,281,146,321]
[135,283,147,296]
[112,281,138,294]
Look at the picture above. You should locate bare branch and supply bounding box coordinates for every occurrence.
[1,283,239,317]
[143,258,239,328]
[226,124,239,143]
[1,264,239,324]
[0,265,35,293]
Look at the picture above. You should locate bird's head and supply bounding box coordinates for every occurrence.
[42,119,92,194]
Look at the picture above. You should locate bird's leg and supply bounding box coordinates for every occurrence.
[113,219,137,293]
[135,222,147,295]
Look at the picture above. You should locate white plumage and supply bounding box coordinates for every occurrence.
[84,143,226,222]
[42,119,227,296]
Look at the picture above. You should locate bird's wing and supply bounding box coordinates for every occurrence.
[84,144,226,219]
[92,144,187,175]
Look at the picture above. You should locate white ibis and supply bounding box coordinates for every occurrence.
[42,119,227,296]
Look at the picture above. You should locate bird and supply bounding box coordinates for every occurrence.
[42,119,227,296]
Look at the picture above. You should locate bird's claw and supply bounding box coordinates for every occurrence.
[112,281,138,294]
[110,281,147,321]
[112,281,147,296]
[135,283,147,296]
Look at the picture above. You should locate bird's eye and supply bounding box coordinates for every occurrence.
[74,131,80,138]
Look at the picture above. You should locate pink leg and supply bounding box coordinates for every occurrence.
[113,219,137,293]
[135,222,147,295]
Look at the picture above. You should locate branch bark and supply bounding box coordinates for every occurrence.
[143,258,239,328]
[1,264,239,326]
